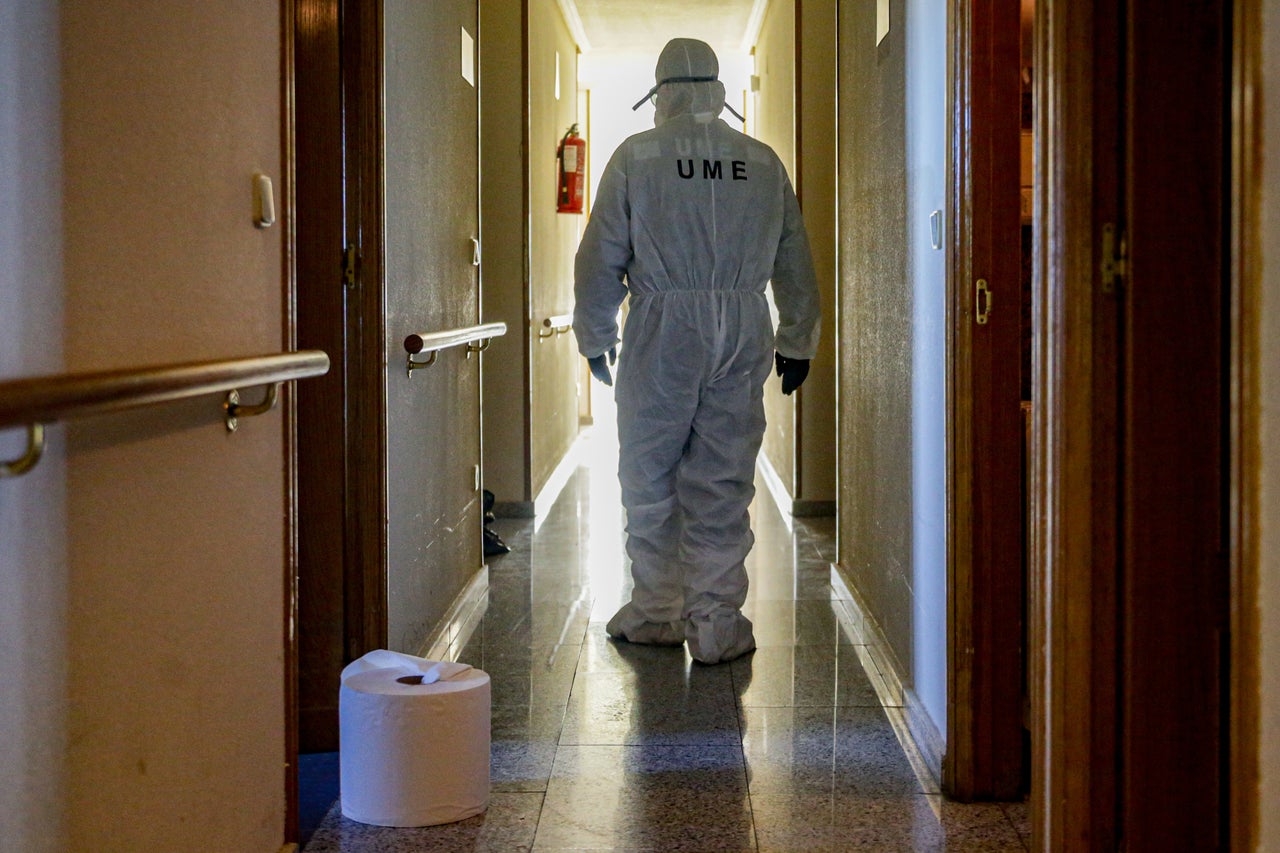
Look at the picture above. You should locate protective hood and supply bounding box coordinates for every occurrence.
[632,38,730,126]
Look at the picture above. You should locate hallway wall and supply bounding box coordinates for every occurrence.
[835,0,949,736]
[0,5,67,850]
[753,0,837,513]
[756,0,799,498]
[2,3,288,849]
[481,0,531,507]
[481,0,583,513]
[796,0,838,512]
[528,0,584,498]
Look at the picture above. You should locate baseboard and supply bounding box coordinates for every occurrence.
[755,452,794,530]
[493,500,535,519]
[418,565,489,663]
[792,499,836,517]
[533,429,587,519]
[829,562,945,792]
[755,455,836,520]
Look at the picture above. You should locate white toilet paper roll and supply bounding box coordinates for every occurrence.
[339,653,491,827]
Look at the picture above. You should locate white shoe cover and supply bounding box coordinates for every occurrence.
[686,610,756,665]
[606,602,686,646]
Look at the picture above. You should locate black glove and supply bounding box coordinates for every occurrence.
[774,352,810,395]
[587,346,617,386]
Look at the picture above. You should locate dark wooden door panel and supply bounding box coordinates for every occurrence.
[1121,0,1227,845]
[294,0,347,755]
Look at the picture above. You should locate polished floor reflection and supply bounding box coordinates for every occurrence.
[305,421,1029,851]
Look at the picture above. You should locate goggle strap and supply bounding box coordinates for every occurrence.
[630,75,720,111]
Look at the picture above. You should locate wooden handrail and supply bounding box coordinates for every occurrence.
[0,351,330,430]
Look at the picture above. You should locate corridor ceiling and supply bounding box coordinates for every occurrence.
[564,0,763,54]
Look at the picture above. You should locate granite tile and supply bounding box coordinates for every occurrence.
[533,744,754,851]
[483,642,583,709]
[750,791,1023,852]
[739,705,925,797]
[304,791,542,852]
[1000,798,1031,850]
[731,644,880,708]
[745,554,835,602]
[795,517,837,562]
[741,599,843,647]
[560,667,741,747]
[480,598,592,656]
[578,626,693,674]
[531,848,755,852]
[491,703,568,793]
[829,705,928,796]
[920,794,1027,852]
[739,706,840,795]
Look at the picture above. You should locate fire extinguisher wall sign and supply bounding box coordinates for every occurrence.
[557,123,585,214]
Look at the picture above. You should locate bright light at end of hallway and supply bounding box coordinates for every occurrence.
[576,378,629,621]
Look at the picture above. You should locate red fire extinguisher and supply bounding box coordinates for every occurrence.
[556,123,586,214]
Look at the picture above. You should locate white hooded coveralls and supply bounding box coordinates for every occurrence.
[573,39,821,664]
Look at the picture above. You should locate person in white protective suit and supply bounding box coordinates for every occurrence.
[573,38,821,665]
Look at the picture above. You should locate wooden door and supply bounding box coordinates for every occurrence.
[1120,0,1228,845]
[946,0,1026,801]
[383,0,484,653]
[1034,0,1230,846]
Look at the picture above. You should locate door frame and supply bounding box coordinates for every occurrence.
[342,0,390,661]
[1030,1,1124,845]
[1229,0,1261,846]
[945,0,1026,801]
[282,0,299,838]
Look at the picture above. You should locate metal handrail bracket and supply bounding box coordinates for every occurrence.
[404,322,507,375]
[1,424,45,479]
[223,383,281,432]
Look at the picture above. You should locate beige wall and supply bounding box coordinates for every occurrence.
[528,0,583,497]
[0,4,67,850]
[836,0,910,637]
[796,0,838,507]
[482,0,582,510]
[1259,2,1280,845]
[481,0,531,505]
[754,0,799,495]
[4,3,287,849]
[752,0,837,511]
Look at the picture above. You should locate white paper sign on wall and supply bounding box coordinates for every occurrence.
[877,0,890,45]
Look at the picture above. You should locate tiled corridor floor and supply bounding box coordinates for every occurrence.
[304,422,1030,851]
